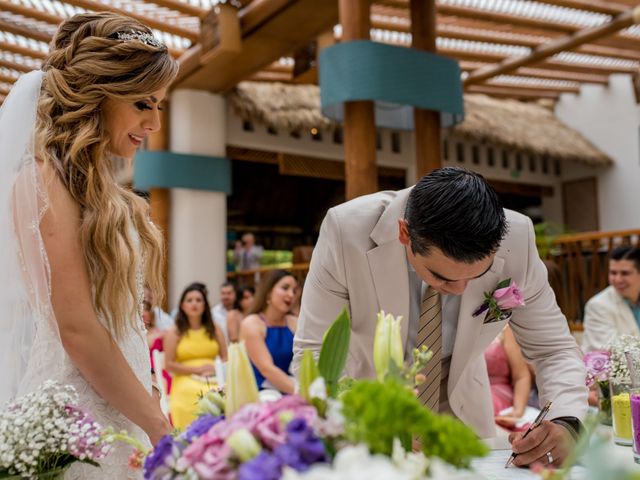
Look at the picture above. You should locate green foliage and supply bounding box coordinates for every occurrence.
[340,378,488,468]
[318,307,351,397]
[534,222,568,259]
[299,349,320,402]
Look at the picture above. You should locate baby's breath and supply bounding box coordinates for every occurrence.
[0,381,110,478]
[606,335,640,384]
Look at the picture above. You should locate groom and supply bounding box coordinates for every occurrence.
[292,167,587,467]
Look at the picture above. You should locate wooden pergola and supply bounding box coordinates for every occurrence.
[1,0,639,196]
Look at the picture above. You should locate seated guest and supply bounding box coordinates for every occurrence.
[143,300,171,393]
[485,325,533,430]
[227,286,255,343]
[240,270,297,393]
[144,285,175,331]
[583,246,640,352]
[143,300,164,349]
[212,282,236,345]
[165,284,228,429]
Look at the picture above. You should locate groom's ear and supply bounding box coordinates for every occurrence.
[398,219,410,245]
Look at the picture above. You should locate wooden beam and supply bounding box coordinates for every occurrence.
[462,63,609,84]
[0,0,63,25]
[465,6,640,86]
[373,16,640,62]
[64,0,199,42]
[466,85,562,100]
[340,0,378,200]
[532,0,627,16]
[0,73,18,84]
[0,41,47,60]
[0,58,33,73]
[412,0,441,179]
[149,0,207,18]
[485,80,581,94]
[240,0,294,36]
[178,0,339,92]
[435,14,640,51]
[0,18,51,43]
[441,45,636,76]
[438,3,578,35]
[248,70,293,82]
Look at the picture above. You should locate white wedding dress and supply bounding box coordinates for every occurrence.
[18,296,152,479]
[0,71,152,479]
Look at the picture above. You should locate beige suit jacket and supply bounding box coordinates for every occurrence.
[293,188,588,439]
[582,285,640,353]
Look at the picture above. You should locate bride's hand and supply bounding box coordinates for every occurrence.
[147,415,172,446]
[196,364,216,377]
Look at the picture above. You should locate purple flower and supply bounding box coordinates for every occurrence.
[274,443,305,470]
[493,281,525,310]
[584,350,611,386]
[238,451,282,480]
[143,435,177,478]
[182,414,224,443]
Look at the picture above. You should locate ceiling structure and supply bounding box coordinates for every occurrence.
[1,0,640,104]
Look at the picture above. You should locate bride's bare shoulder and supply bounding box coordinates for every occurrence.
[36,160,80,224]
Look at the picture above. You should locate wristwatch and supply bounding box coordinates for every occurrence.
[551,416,583,441]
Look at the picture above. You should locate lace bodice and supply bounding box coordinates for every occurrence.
[17,240,152,480]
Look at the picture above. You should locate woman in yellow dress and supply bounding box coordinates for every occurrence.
[164,283,227,429]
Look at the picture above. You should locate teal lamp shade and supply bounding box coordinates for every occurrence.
[319,40,464,130]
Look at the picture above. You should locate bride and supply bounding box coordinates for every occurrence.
[0,13,177,478]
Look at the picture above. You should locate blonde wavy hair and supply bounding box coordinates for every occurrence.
[36,12,178,338]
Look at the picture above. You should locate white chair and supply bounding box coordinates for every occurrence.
[152,349,170,417]
[215,357,226,388]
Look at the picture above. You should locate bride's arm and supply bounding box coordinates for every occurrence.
[40,169,170,445]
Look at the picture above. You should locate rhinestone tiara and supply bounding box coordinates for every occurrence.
[116,30,164,49]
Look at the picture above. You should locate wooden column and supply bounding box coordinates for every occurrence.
[147,106,171,311]
[339,0,378,200]
[411,0,441,179]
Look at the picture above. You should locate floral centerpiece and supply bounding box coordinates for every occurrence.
[0,380,110,479]
[124,308,489,480]
[605,335,640,445]
[583,350,612,425]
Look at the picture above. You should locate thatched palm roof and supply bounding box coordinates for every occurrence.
[229,82,611,167]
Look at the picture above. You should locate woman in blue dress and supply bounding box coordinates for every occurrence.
[240,270,298,393]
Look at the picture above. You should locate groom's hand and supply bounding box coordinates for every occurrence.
[508,420,574,467]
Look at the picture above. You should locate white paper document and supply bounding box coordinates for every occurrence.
[471,449,587,480]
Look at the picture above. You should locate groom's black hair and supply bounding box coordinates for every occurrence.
[404,166,507,263]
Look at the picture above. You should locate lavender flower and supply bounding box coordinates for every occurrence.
[181,414,223,443]
[143,435,177,478]
[238,451,282,480]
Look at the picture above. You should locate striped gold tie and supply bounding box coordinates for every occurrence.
[417,286,442,411]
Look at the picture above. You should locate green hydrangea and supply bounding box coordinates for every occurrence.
[340,378,488,469]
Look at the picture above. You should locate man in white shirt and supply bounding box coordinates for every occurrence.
[582,246,640,352]
[212,282,236,345]
[144,286,174,331]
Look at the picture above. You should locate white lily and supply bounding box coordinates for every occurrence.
[373,311,404,381]
[225,342,259,416]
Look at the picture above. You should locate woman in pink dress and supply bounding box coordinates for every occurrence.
[484,325,532,429]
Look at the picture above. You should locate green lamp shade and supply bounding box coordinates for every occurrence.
[319,40,464,130]
[134,150,231,194]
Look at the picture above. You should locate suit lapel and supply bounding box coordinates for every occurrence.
[367,188,413,345]
[449,255,505,394]
[367,243,411,344]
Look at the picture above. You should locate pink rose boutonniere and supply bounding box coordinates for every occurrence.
[584,350,611,387]
[473,278,525,323]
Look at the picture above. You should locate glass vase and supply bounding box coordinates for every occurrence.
[611,380,633,446]
[597,379,612,426]
[631,387,640,463]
